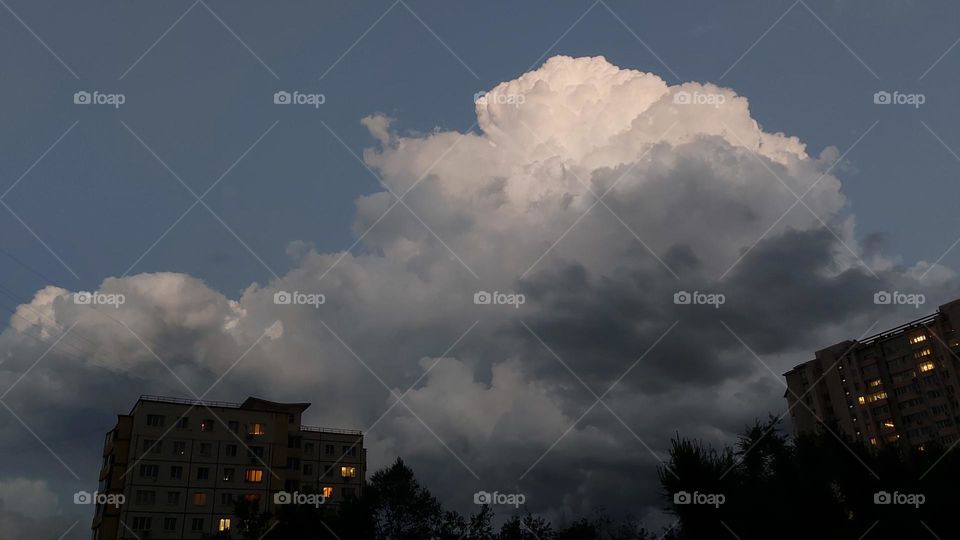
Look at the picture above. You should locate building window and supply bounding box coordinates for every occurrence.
[221,493,234,505]
[163,517,176,531]
[250,423,265,436]
[226,444,238,457]
[322,486,334,498]
[131,517,151,530]
[194,492,207,506]
[228,420,240,433]
[173,441,186,455]
[910,334,928,344]
[191,518,204,531]
[304,464,313,475]
[143,439,161,454]
[200,443,212,456]
[223,468,235,482]
[920,361,936,372]
[304,443,314,454]
[915,348,933,358]
[248,446,264,458]
[882,420,895,429]
[341,466,357,478]
[867,378,882,388]
[200,419,214,432]
[167,491,180,505]
[343,445,357,457]
[146,414,164,427]
[139,465,159,479]
[170,466,183,480]
[197,467,210,481]
[219,518,231,532]
[135,490,156,505]
[342,487,355,498]
[176,416,189,429]
[245,469,264,483]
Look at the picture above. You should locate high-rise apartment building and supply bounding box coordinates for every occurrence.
[91,395,365,540]
[784,298,960,451]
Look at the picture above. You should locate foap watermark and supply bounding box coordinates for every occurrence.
[873,90,925,108]
[73,90,125,108]
[274,90,326,108]
[74,291,125,309]
[274,490,327,508]
[74,490,125,508]
[673,90,725,108]
[474,290,525,309]
[474,490,525,508]
[474,91,526,107]
[274,290,325,308]
[673,290,725,309]
[673,490,725,508]
[874,491,925,508]
[874,290,925,309]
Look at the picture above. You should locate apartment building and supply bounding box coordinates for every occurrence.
[91,395,365,540]
[784,298,960,451]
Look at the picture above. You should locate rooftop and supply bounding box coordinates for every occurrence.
[136,395,362,436]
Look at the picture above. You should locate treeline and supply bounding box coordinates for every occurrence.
[220,418,960,539]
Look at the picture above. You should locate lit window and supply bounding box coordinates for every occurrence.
[920,361,936,372]
[200,419,214,432]
[218,518,231,532]
[249,423,265,436]
[322,486,334,498]
[857,396,866,405]
[910,334,927,344]
[194,493,207,506]
[865,392,887,404]
[867,379,882,388]
[914,348,932,358]
[882,420,895,429]
[340,466,357,478]
[244,469,264,483]
[869,437,878,446]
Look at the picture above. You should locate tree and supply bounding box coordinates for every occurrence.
[660,418,957,540]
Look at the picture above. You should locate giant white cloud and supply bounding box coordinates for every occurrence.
[1,55,955,536]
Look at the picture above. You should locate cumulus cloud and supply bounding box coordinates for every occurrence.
[1,55,957,534]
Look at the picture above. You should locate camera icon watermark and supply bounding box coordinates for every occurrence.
[74,490,126,508]
[873,90,925,108]
[274,490,326,508]
[873,290,925,309]
[74,291,125,309]
[673,290,725,309]
[473,290,525,309]
[274,90,326,108]
[673,490,725,508]
[874,490,924,508]
[473,490,525,508]
[673,90,726,108]
[273,290,325,308]
[73,90,126,108]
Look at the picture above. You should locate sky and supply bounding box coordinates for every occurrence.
[2,0,960,538]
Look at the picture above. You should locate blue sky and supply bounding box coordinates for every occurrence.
[3,0,960,303]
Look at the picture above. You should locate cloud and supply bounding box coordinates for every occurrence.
[1,55,957,532]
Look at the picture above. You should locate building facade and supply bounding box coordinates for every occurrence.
[91,395,365,540]
[785,298,960,451]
